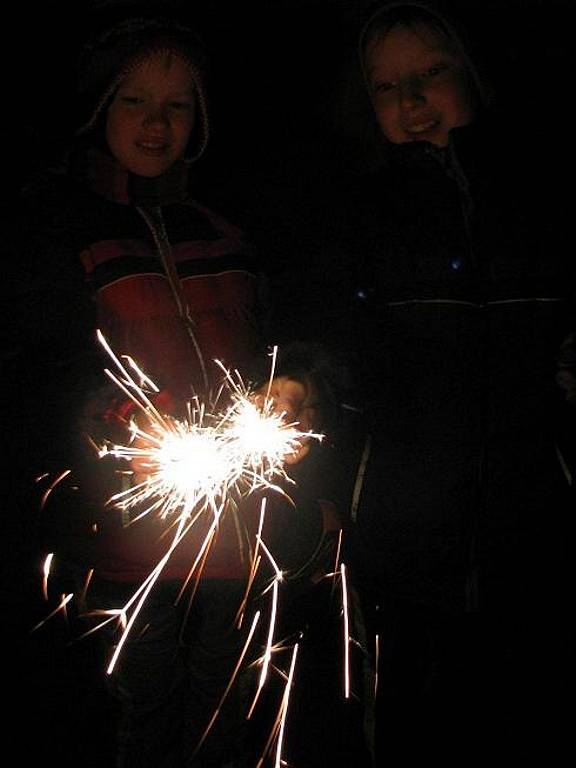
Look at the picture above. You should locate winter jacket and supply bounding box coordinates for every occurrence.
[11,152,326,585]
[320,112,574,612]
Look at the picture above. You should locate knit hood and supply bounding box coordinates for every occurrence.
[76,15,210,163]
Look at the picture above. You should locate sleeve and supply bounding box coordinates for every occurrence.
[2,186,111,581]
[260,440,341,585]
[555,332,576,486]
[5,187,100,387]
[557,332,576,401]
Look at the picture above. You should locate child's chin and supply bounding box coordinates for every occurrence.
[128,160,171,178]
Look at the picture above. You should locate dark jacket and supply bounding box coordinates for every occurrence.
[320,113,574,612]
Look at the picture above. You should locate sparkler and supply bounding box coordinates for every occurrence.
[74,332,321,681]
[36,331,347,762]
[96,330,321,525]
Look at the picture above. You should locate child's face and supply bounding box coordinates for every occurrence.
[106,52,196,177]
[366,22,476,147]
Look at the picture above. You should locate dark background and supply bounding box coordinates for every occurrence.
[2,0,572,765]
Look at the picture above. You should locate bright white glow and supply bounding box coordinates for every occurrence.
[42,553,54,601]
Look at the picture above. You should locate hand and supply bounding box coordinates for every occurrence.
[256,376,320,465]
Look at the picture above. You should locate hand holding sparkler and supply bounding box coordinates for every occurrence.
[256,375,320,466]
[123,374,319,499]
[93,332,325,526]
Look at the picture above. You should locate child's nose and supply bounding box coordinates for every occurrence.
[399,78,426,107]
[143,106,170,127]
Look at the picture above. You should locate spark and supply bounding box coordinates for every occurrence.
[69,608,127,644]
[105,508,220,674]
[95,331,322,525]
[31,593,74,633]
[256,642,300,768]
[329,528,344,597]
[193,610,261,757]
[333,529,343,576]
[247,535,283,719]
[235,497,267,629]
[374,633,380,699]
[39,469,72,510]
[42,553,54,601]
[79,568,94,609]
[341,562,351,699]
[274,642,299,768]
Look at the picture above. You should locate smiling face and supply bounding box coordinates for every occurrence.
[365,21,476,147]
[106,51,196,177]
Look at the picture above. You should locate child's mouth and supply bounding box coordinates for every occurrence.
[405,119,438,137]
[136,141,170,155]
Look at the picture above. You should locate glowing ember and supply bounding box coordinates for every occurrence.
[341,562,351,700]
[96,330,322,525]
[42,553,54,601]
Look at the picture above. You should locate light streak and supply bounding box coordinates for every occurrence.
[42,553,54,601]
[39,469,72,510]
[274,642,299,768]
[70,609,126,642]
[31,593,74,633]
[256,643,300,768]
[79,568,94,610]
[374,633,380,699]
[106,507,220,674]
[333,529,343,576]
[341,562,351,699]
[329,528,344,598]
[193,610,261,757]
[235,497,267,629]
[247,535,283,719]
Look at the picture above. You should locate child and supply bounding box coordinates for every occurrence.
[12,14,339,768]
[317,1,573,763]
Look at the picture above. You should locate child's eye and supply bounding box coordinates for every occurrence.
[120,95,144,105]
[170,101,193,110]
[422,63,448,79]
[373,80,396,95]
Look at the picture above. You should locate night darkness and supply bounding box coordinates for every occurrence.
[2,1,574,766]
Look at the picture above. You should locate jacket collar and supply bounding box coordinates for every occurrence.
[81,147,190,206]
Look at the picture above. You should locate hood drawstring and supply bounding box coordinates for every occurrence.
[136,204,209,393]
